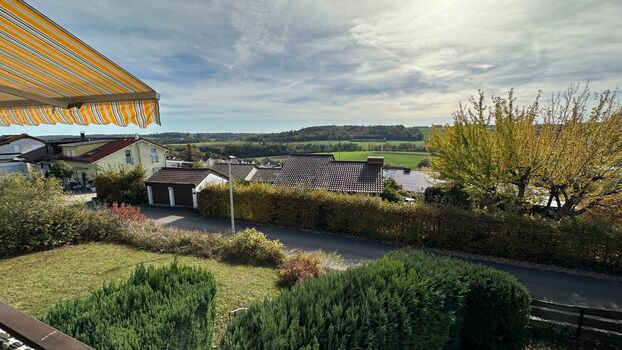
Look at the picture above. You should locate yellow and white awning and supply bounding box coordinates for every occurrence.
[0,0,160,127]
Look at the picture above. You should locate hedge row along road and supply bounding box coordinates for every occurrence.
[141,206,622,311]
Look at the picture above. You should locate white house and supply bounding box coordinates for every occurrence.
[0,134,45,162]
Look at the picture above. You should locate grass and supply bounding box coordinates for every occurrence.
[171,139,426,148]
[252,151,429,169]
[0,243,280,343]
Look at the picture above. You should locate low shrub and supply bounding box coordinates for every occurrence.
[279,251,326,287]
[223,250,530,350]
[115,221,225,259]
[223,228,286,267]
[222,257,455,349]
[198,182,622,274]
[110,202,147,223]
[45,262,217,350]
[95,166,147,205]
[0,173,121,257]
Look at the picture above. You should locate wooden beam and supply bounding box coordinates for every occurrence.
[0,91,159,108]
[0,84,69,109]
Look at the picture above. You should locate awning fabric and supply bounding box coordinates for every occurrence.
[0,0,160,127]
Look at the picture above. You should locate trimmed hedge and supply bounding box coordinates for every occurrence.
[198,182,622,274]
[45,263,217,350]
[222,250,530,350]
[95,166,147,205]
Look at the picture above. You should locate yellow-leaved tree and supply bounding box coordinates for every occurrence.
[428,84,622,217]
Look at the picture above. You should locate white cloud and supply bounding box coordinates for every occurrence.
[19,0,622,134]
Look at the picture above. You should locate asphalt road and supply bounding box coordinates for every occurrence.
[141,206,622,311]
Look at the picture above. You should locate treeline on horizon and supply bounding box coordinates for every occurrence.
[144,125,428,144]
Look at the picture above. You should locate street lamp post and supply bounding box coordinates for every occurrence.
[227,156,236,234]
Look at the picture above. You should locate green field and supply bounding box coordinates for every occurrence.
[255,151,428,169]
[171,139,426,148]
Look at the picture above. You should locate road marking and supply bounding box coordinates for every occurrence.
[153,215,184,225]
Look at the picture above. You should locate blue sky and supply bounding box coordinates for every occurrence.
[12,0,622,135]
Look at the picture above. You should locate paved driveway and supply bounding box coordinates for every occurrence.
[141,206,622,310]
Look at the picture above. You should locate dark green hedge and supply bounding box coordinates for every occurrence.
[222,250,530,350]
[45,263,216,350]
[387,250,531,350]
[198,182,622,274]
[95,166,147,205]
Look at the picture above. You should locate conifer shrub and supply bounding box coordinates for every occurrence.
[222,250,531,350]
[45,263,217,350]
[387,250,531,350]
[222,257,456,350]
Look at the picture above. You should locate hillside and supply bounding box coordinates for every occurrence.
[245,125,424,142]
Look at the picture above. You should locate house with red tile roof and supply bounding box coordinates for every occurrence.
[20,134,168,189]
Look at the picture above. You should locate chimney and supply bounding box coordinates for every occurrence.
[80,131,85,139]
[367,156,384,166]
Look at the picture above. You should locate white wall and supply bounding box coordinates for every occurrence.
[0,138,45,160]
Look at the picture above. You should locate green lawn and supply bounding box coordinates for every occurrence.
[254,151,429,169]
[171,139,426,148]
[0,243,280,343]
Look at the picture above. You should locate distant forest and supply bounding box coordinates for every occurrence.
[143,125,426,144]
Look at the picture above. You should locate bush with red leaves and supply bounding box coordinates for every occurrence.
[110,202,147,223]
[279,252,326,288]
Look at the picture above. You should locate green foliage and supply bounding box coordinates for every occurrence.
[199,182,622,274]
[382,177,404,202]
[95,166,147,204]
[45,263,216,350]
[223,228,286,267]
[0,173,120,257]
[222,256,454,350]
[246,124,424,142]
[424,184,471,209]
[49,160,73,180]
[223,250,530,350]
[387,250,531,350]
[417,158,430,168]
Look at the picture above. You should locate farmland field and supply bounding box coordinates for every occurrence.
[171,139,426,148]
[254,151,429,169]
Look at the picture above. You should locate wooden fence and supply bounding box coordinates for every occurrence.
[531,299,622,345]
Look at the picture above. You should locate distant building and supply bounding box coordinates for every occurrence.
[20,133,168,189]
[0,134,45,161]
[273,154,384,194]
[0,134,46,174]
[384,168,441,192]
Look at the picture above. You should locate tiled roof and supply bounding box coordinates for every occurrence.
[212,163,256,180]
[17,146,47,163]
[251,167,281,183]
[145,167,227,186]
[383,169,441,192]
[274,154,383,194]
[273,154,334,189]
[0,134,44,146]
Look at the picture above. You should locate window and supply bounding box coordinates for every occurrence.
[150,148,159,163]
[125,149,133,164]
[13,145,21,153]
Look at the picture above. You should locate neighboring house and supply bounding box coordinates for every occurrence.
[145,168,227,208]
[0,134,45,161]
[273,154,384,194]
[211,162,281,183]
[19,134,168,189]
[384,168,441,192]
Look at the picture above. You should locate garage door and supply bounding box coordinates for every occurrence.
[173,184,194,207]
[151,184,170,205]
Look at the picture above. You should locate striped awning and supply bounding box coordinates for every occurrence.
[0,0,160,127]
